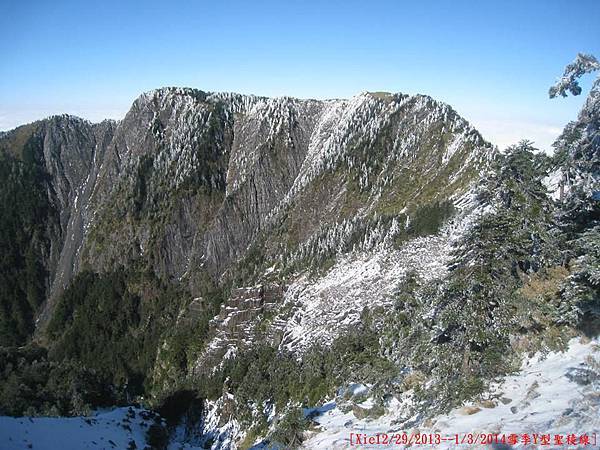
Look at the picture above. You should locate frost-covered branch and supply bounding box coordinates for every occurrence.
[549,53,599,98]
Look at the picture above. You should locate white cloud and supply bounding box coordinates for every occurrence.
[469,117,564,154]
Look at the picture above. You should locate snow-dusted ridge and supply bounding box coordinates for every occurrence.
[0,83,500,450]
[127,86,492,197]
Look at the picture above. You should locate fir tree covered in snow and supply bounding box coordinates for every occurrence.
[426,142,555,405]
[551,53,600,330]
[549,53,599,99]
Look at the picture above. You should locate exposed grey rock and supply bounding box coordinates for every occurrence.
[0,87,495,337]
[565,367,600,385]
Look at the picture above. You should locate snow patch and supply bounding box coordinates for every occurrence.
[301,337,600,449]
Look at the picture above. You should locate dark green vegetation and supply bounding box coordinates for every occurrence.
[0,345,115,416]
[195,310,395,445]
[45,267,227,400]
[48,270,154,395]
[0,264,224,417]
[389,199,457,251]
[0,135,56,346]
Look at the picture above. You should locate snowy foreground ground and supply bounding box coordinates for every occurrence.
[302,337,600,449]
[0,407,157,450]
[0,337,598,450]
[0,407,204,450]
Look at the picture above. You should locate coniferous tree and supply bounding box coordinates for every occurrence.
[550,53,600,329]
[430,142,554,402]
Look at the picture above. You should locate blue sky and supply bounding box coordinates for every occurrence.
[1,0,599,152]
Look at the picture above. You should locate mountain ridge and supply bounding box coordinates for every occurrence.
[0,87,495,342]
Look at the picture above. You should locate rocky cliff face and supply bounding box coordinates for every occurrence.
[0,87,494,344]
[39,117,117,326]
[0,116,116,337]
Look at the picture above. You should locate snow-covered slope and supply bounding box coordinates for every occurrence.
[0,406,221,450]
[280,226,453,353]
[301,337,600,449]
[0,407,157,450]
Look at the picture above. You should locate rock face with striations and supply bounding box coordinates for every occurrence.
[0,87,494,340]
[0,115,117,332]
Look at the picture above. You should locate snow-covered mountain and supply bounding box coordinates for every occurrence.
[1,64,598,449]
[0,87,493,337]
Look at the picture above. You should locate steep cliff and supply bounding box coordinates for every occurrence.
[0,88,494,347]
[0,116,115,343]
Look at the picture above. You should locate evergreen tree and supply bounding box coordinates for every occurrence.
[549,53,599,98]
[0,134,55,345]
[550,53,600,330]
[429,142,554,403]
